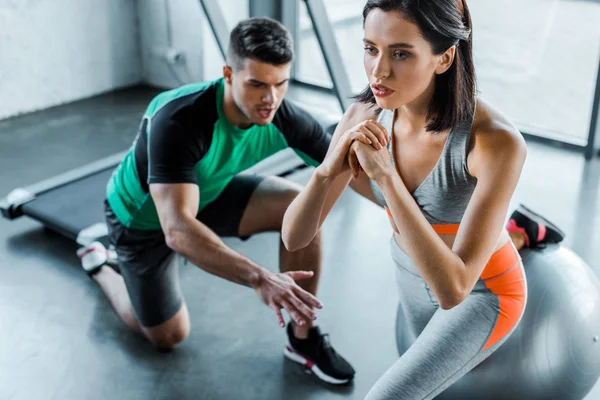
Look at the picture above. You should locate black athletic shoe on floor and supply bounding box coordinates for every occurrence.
[284,323,355,385]
[507,204,565,249]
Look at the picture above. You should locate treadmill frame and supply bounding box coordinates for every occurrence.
[1,151,127,221]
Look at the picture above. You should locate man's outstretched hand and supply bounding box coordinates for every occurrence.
[252,270,323,328]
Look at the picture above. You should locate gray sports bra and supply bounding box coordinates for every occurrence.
[369,107,477,226]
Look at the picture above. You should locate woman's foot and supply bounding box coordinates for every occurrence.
[506,204,565,249]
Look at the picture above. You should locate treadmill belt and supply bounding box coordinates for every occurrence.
[22,168,114,241]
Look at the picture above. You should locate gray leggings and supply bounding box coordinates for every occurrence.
[366,237,527,400]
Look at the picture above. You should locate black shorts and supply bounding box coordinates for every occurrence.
[105,174,265,327]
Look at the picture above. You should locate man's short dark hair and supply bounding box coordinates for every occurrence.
[227,17,294,71]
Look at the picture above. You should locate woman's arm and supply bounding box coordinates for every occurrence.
[282,103,384,251]
[348,170,382,206]
[355,102,527,309]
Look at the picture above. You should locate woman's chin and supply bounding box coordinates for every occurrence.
[374,96,399,110]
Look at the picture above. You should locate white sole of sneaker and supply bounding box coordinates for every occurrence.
[283,346,351,385]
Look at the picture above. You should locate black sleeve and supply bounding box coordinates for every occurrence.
[272,100,333,166]
[147,114,203,185]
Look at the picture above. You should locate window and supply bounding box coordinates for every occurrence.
[295,0,600,146]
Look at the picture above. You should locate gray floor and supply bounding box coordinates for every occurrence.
[0,86,599,400]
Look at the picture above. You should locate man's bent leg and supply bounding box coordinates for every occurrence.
[88,201,192,350]
[237,176,322,336]
[116,238,190,350]
[80,240,190,350]
[198,173,354,384]
[93,266,141,332]
[142,303,190,350]
[279,233,322,319]
[97,273,190,350]
[198,175,323,314]
[231,175,353,384]
[79,241,142,332]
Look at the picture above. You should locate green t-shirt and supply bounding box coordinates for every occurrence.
[106,78,331,229]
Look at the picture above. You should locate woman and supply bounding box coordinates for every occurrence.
[282,0,545,398]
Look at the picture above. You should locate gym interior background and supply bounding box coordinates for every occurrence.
[1,0,599,399]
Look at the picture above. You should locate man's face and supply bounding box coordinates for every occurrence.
[226,58,292,126]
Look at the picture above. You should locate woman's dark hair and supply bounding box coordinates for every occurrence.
[227,17,294,71]
[355,0,476,132]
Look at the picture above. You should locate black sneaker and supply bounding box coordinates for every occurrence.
[507,204,565,249]
[284,323,355,385]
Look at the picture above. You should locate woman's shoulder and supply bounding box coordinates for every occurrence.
[468,98,527,175]
[472,98,524,151]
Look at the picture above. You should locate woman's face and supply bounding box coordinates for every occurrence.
[363,9,452,110]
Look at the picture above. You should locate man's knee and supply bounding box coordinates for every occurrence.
[143,306,191,350]
[147,322,190,350]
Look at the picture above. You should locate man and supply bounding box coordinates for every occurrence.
[77,17,356,385]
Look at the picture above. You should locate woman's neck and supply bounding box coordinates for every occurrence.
[396,78,436,135]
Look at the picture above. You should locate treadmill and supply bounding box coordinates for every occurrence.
[0,113,338,246]
[1,0,350,246]
[1,152,126,246]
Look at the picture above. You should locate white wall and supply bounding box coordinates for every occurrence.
[0,0,141,120]
[137,0,248,88]
[0,0,270,120]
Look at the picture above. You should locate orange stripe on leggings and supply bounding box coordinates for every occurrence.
[480,242,526,350]
[384,208,460,235]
